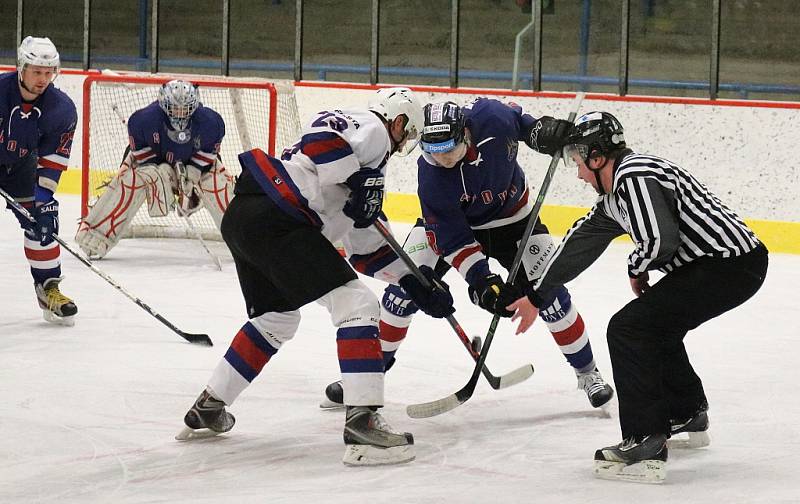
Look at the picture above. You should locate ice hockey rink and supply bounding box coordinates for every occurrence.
[1,194,798,503]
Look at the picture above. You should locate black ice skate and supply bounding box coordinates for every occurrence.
[342,406,415,466]
[175,389,235,441]
[319,380,344,409]
[577,368,614,408]
[35,277,77,326]
[669,403,710,449]
[593,434,668,484]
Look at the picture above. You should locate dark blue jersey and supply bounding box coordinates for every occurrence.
[0,71,77,201]
[127,101,225,172]
[418,97,538,287]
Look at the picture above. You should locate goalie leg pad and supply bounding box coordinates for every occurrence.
[137,162,176,218]
[197,161,235,229]
[75,159,148,258]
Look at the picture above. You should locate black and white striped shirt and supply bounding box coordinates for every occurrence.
[533,150,761,294]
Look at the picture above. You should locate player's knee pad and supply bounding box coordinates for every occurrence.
[197,161,235,229]
[318,279,380,328]
[137,162,176,218]
[521,232,556,283]
[538,285,573,324]
[75,160,148,258]
[249,310,301,349]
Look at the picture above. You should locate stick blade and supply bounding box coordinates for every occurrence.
[406,393,463,419]
[495,364,534,389]
[182,333,213,346]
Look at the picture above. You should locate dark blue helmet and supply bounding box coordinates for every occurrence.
[421,102,466,154]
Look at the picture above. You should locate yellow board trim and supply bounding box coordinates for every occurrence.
[383,192,800,255]
[58,176,799,255]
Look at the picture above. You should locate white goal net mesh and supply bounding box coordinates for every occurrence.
[81,73,301,239]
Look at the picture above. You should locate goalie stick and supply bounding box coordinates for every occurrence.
[406,92,586,419]
[1,187,213,347]
[373,219,535,390]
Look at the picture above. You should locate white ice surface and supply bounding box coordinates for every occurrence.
[1,195,798,503]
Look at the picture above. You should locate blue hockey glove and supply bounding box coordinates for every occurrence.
[469,273,520,318]
[30,199,60,246]
[343,168,385,228]
[526,116,572,156]
[398,265,455,319]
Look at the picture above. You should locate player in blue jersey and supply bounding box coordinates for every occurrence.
[75,80,232,258]
[321,98,615,410]
[1,36,78,325]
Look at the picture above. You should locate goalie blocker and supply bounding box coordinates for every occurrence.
[75,155,234,258]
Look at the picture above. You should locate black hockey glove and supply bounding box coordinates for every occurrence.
[469,273,521,318]
[398,265,455,319]
[525,116,572,156]
[343,168,385,228]
[29,199,60,246]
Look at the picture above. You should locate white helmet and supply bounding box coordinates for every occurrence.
[368,87,424,156]
[17,36,60,76]
[158,80,200,131]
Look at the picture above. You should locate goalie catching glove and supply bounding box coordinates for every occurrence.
[397,265,455,319]
[343,167,384,228]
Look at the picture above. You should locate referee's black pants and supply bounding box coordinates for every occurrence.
[607,243,768,439]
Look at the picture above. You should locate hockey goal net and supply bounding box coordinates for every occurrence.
[80,72,301,239]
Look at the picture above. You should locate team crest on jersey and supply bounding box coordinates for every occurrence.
[273,175,283,185]
[167,128,192,144]
[506,138,518,161]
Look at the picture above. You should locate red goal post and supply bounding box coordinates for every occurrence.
[80,72,300,239]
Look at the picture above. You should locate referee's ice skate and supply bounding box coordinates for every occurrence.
[342,406,414,466]
[669,403,710,449]
[593,434,668,484]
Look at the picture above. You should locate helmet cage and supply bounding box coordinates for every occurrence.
[158,80,200,131]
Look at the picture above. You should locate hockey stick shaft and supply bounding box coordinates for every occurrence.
[372,220,534,389]
[407,93,586,418]
[1,187,213,346]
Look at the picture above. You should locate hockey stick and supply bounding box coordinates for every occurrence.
[175,162,223,271]
[407,92,586,418]
[373,219,535,390]
[1,187,213,346]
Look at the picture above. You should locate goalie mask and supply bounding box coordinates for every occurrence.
[158,80,200,132]
[368,87,424,156]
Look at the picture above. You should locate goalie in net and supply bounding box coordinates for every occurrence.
[75,79,234,259]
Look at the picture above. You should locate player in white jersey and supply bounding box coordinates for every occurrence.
[177,88,456,466]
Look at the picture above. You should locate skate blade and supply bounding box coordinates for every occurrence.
[42,310,75,327]
[668,431,710,449]
[319,398,345,410]
[175,426,227,441]
[342,443,416,466]
[593,459,666,484]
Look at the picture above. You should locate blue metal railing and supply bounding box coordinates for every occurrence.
[4,51,798,100]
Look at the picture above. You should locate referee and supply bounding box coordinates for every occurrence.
[516,111,768,483]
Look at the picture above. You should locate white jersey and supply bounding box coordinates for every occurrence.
[238,108,409,283]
